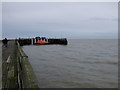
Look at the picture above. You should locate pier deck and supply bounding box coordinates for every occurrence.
[2,41,39,88]
[2,41,17,88]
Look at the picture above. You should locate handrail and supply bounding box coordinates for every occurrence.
[16,41,39,88]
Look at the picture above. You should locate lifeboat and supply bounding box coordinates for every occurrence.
[34,40,49,45]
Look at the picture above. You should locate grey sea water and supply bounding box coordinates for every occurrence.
[23,39,118,88]
[0,42,2,89]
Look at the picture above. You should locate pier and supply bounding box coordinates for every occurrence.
[2,40,39,88]
[18,37,68,46]
[2,37,68,88]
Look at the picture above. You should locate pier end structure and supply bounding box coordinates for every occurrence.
[18,37,68,46]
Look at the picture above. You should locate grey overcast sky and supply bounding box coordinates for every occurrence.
[2,2,118,39]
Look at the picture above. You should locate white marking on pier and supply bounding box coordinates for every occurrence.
[6,56,11,64]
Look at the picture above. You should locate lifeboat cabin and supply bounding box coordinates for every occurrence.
[34,37,49,45]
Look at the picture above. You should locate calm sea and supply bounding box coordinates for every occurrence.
[23,39,118,88]
[0,42,2,89]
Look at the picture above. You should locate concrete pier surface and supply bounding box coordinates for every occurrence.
[2,40,39,88]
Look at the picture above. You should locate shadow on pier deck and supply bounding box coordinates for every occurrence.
[2,40,39,89]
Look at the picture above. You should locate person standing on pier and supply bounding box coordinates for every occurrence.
[2,38,8,47]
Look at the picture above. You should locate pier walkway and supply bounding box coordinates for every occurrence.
[2,41,17,88]
[2,41,39,88]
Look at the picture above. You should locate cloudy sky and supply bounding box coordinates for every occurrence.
[2,2,118,39]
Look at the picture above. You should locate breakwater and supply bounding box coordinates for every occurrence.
[2,40,39,88]
[18,37,68,46]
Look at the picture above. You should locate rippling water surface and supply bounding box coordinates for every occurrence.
[0,42,2,89]
[23,39,118,88]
